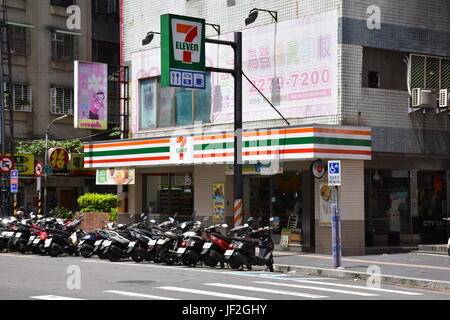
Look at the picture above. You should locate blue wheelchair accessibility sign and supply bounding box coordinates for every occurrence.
[328,160,341,186]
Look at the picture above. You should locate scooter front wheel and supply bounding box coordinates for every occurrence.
[49,243,62,257]
[202,254,218,268]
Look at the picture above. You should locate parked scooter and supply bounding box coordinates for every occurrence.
[224,217,274,272]
[78,229,109,258]
[46,215,86,257]
[147,216,179,263]
[176,221,206,266]
[126,214,157,263]
[153,217,193,265]
[0,217,17,252]
[199,223,230,268]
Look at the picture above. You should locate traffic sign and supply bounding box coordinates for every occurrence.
[10,170,18,194]
[0,155,14,173]
[34,161,44,177]
[328,160,341,186]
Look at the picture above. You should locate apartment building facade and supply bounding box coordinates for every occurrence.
[85,0,450,255]
[5,0,120,212]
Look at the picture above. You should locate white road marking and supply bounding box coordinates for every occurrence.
[254,281,378,297]
[205,283,327,299]
[158,286,267,300]
[290,279,424,295]
[105,290,179,300]
[30,295,85,300]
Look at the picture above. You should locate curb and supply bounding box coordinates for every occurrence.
[273,264,450,291]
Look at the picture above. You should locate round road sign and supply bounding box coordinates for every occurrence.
[0,155,14,174]
[34,161,44,177]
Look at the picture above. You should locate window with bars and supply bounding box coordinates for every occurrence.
[4,83,32,111]
[409,54,450,90]
[5,26,30,56]
[51,87,74,114]
[51,31,78,61]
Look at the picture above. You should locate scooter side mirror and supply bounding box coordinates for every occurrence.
[169,217,175,223]
[222,224,228,228]
[150,219,156,224]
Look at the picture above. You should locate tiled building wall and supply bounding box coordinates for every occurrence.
[340,0,450,155]
[123,0,343,134]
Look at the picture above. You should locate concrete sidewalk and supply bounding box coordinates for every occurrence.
[272,250,450,291]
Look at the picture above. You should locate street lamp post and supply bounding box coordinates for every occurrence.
[43,114,68,215]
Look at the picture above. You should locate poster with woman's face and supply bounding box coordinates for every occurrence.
[75,61,108,130]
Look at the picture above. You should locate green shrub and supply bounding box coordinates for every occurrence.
[77,193,117,213]
[109,208,118,221]
[52,206,76,220]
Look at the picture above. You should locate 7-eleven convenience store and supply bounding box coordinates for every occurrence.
[84,124,371,256]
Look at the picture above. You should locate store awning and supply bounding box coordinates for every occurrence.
[83,125,372,169]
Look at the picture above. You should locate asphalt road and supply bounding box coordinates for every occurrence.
[0,253,449,301]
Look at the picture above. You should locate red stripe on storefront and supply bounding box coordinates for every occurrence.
[85,156,171,165]
[194,152,234,159]
[194,148,371,158]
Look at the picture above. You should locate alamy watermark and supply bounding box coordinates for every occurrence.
[366,265,381,288]
[66,265,81,290]
[366,5,381,30]
[67,5,81,31]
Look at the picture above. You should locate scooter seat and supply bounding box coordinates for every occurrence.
[212,233,233,243]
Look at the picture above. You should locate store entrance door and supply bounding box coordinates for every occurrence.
[246,173,304,232]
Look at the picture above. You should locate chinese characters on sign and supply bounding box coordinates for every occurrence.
[49,148,69,170]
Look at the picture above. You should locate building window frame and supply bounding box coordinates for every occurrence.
[51,30,80,61]
[5,83,32,112]
[50,86,74,115]
[138,74,211,131]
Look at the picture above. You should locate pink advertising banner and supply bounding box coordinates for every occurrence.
[130,10,338,132]
[74,61,108,130]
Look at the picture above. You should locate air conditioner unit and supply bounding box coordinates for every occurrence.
[439,89,450,108]
[411,88,437,108]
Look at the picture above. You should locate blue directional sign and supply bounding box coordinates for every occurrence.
[169,68,205,89]
[10,184,18,193]
[328,160,341,186]
[10,170,18,178]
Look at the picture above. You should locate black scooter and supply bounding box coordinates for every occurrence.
[46,216,85,257]
[176,221,205,266]
[224,217,274,272]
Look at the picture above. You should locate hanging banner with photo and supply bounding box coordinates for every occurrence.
[74,61,108,130]
[212,183,225,221]
[319,182,337,226]
[96,168,135,185]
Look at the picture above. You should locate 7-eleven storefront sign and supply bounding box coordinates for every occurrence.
[83,125,372,169]
[161,14,206,89]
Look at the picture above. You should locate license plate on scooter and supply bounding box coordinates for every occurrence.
[102,240,112,248]
[33,238,40,244]
[148,239,156,246]
[15,233,22,238]
[203,242,212,249]
[156,239,166,245]
[44,239,52,248]
[177,247,186,254]
[225,250,234,256]
[79,240,85,246]
[128,241,136,248]
[95,240,103,246]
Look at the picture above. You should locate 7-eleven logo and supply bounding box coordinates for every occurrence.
[176,137,188,160]
[172,19,202,65]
